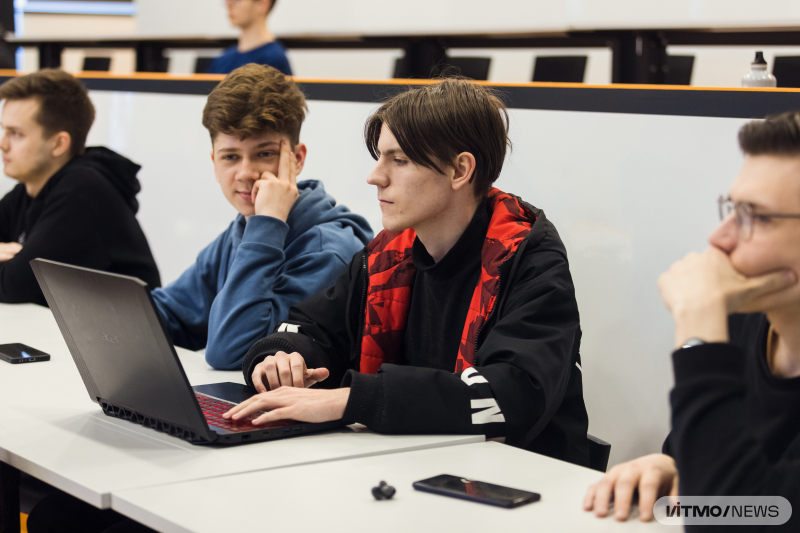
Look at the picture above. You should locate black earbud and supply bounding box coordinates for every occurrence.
[372,480,396,500]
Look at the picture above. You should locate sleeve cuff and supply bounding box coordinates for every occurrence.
[243,215,289,248]
[341,370,385,428]
[671,343,746,385]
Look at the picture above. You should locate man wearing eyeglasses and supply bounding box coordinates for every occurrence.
[584,111,800,527]
[207,0,291,75]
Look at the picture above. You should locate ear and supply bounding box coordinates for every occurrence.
[451,152,476,192]
[51,132,71,158]
[293,142,307,175]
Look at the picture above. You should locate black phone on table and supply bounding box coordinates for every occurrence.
[412,474,540,508]
[0,343,50,364]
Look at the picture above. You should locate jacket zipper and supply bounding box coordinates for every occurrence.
[351,251,368,362]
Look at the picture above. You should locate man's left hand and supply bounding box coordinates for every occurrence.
[223,387,350,425]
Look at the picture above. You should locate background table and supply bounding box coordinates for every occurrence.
[113,441,675,533]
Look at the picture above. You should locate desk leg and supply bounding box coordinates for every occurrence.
[0,461,20,533]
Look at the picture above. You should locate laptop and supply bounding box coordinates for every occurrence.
[31,258,345,446]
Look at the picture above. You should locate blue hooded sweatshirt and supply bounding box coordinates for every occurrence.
[151,180,373,370]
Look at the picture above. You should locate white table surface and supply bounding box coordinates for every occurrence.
[0,303,483,508]
[113,441,674,533]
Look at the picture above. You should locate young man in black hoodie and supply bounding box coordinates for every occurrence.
[0,69,160,305]
[225,78,590,465]
[585,112,800,530]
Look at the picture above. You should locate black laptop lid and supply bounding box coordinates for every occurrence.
[31,259,212,439]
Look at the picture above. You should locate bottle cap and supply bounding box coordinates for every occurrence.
[753,51,767,65]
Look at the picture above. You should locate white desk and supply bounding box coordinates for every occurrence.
[0,303,482,508]
[113,441,673,533]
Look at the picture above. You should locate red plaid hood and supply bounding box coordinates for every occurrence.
[360,188,537,374]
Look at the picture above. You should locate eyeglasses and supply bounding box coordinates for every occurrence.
[718,195,800,241]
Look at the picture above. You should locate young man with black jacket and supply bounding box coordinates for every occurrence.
[225,78,591,465]
[0,69,160,305]
[585,112,800,530]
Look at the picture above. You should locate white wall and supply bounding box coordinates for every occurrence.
[33,88,744,467]
[136,0,800,38]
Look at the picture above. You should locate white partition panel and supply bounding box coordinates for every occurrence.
[4,85,751,467]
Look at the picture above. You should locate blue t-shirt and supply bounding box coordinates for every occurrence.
[207,41,292,75]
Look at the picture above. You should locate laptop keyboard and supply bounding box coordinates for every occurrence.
[195,392,295,433]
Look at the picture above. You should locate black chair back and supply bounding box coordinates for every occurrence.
[588,434,612,472]
[663,55,695,85]
[439,56,491,80]
[195,56,216,74]
[773,56,800,88]
[533,56,587,83]
[393,56,491,80]
[82,57,111,72]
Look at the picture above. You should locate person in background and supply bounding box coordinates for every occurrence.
[584,111,800,531]
[207,0,291,75]
[0,69,160,305]
[226,78,591,466]
[151,63,372,370]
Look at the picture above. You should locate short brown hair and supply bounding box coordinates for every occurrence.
[0,69,95,157]
[202,63,306,145]
[364,78,511,198]
[739,111,800,156]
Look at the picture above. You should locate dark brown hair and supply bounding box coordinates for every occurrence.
[269,0,277,13]
[739,111,800,156]
[364,78,511,198]
[0,69,95,157]
[202,63,306,145]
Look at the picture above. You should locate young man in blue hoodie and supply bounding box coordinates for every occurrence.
[151,64,372,370]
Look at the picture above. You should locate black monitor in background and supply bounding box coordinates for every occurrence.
[663,55,695,85]
[82,57,111,72]
[773,56,800,88]
[532,56,587,83]
[195,56,216,74]
[0,0,14,34]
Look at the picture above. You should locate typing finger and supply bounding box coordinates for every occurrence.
[223,394,260,418]
[290,354,306,388]
[252,407,293,426]
[264,357,281,391]
[277,355,293,387]
[252,364,268,394]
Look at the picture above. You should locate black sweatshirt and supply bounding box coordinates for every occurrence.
[0,147,161,305]
[667,313,800,531]
[343,203,489,426]
[243,199,590,466]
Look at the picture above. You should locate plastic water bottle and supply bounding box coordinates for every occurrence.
[742,51,777,87]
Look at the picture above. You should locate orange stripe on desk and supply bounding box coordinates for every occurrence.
[2,69,800,93]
